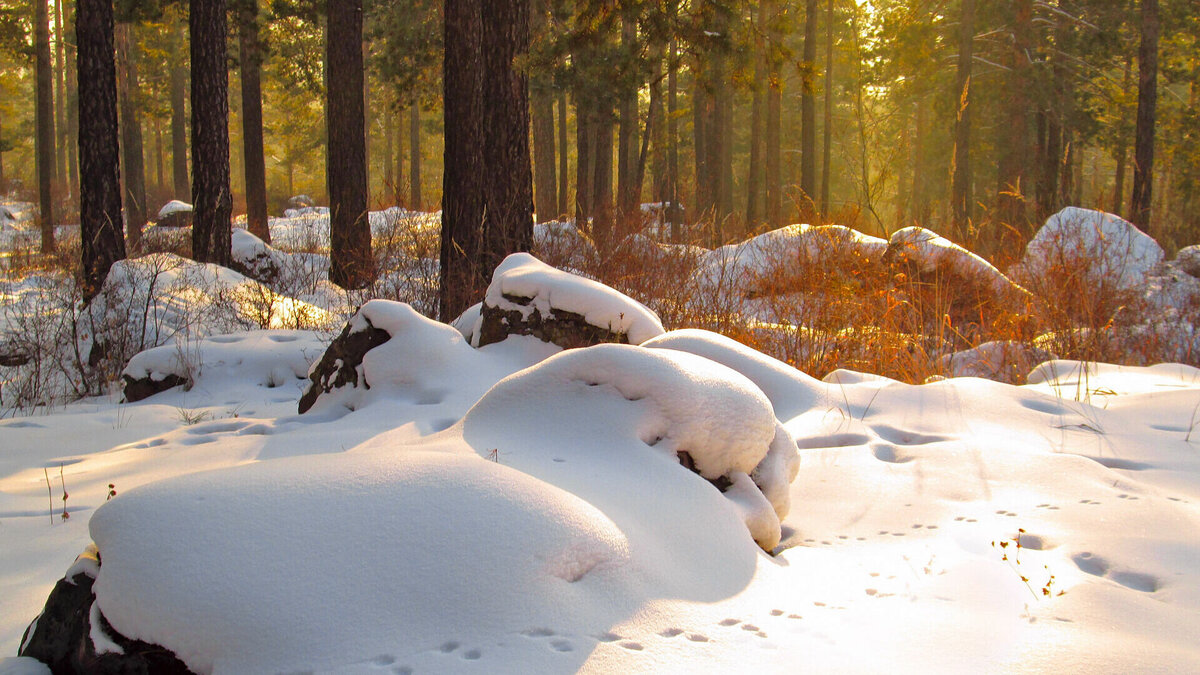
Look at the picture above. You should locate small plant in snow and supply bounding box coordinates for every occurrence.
[176,406,211,426]
[992,528,1064,601]
[59,464,69,521]
[107,483,117,500]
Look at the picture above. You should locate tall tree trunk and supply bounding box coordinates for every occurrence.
[1113,54,1134,217]
[650,55,667,205]
[667,37,680,233]
[77,0,125,298]
[35,0,56,251]
[767,0,784,227]
[693,82,710,220]
[116,23,146,251]
[383,105,394,201]
[800,0,818,211]
[154,119,165,196]
[394,106,404,207]
[238,0,270,242]
[997,0,1033,230]
[575,98,593,223]
[190,0,232,266]
[326,0,372,288]
[440,0,484,320]
[912,96,930,225]
[530,1,557,225]
[65,0,78,201]
[951,0,974,230]
[1130,0,1158,231]
[0,105,5,189]
[746,3,766,229]
[592,103,614,249]
[171,26,189,201]
[616,10,638,223]
[409,105,421,210]
[818,0,832,219]
[54,0,67,194]
[557,91,568,218]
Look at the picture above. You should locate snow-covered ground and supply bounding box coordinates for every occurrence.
[3,205,1200,672]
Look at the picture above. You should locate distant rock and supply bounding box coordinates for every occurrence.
[1174,245,1200,279]
[154,200,193,229]
[122,371,188,402]
[475,253,664,349]
[288,194,315,209]
[18,545,195,675]
[1019,207,1163,293]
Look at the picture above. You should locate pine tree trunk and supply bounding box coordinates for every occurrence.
[531,0,557,230]
[693,82,710,220]
[616,11,638,223]
[410,105,421,210]
[951,0,974,230]
[557,91,568,219]
[575,96,593,223]
[818,0,832,219]
[800,0,818,211]
[746,4,766,229]
[326,0,372,288]
[997,0,1033,231]
[912,96,930,225]
[54,0,67,194]
[35,0,56,251]
[440,0,484,320]
[77,0,125,298]
[190,0,232,266]
[383,105,394,201]
[115,23,146,250]
[154,119,165,196]
[1130,0,1158,231]
[592,103,614,249]
[650,56,667,205]
[170,25,189,201]
[65,1,78,201]
[768,0,784,227]
[239,0,270,242]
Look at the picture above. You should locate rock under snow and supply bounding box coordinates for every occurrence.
[229,229,283,284]
[938,340,1057,384]
[153,201,192,229]
[1020,206,1164,292]
[475,253,665,349]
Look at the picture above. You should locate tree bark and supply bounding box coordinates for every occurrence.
[951,0,974,230]
[667,37,680,233]
[115,23,146,251]
[410,105,421,210]
[616,9,638,222]
[54,0,67,194]
[238,0,270,242]
[575,96,593,223]
[591,103,614,249]
[1130,0,1158,231]
[530,5,557,223]
[170,25,189,201]
[650,55,667,205]
[383,105,394,203]
[557,91,568,219]
[997,0,1033,230]
[440,0,484,320]
[77,0,125,298]
[768,0,784,227]
[800,0,818,212]
[326,0,372,288]
[35,0,56,251]
[190,0,232,266]
[745,3,766,229]
[65,0,79,201]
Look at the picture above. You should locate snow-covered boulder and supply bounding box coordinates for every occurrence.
[463,343,799,550]
[1174,245,1200,279]
[18,545,193,674]
[287,194,314,209]
[938,340,1057,384]
[1020,207,1163,292]
[296,308,394,414]
[885,226,1029,301]
[475,253,665,349]
[153,200,192,229]
[229,228,283,284]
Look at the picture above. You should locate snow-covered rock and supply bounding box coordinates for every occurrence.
[475,253,665,349]
[885,226,1029,301]
[230,228,284,284]
[1020,207,1164,292]
[939,340,1057,384]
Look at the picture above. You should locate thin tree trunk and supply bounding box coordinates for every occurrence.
[0,105,5,189]
[575,97,593,223]
[239,0,270,242]
[116,23,146,250]
[650,55,667,205]
[77,0,125,298]
[154,119,165,196]
[693,81,710,220]
[912,96,929,225]
[54,0,67,194]
[667,38,680,232]
[997,0,1033,230]
[1130,0,1159,231]
[767,0,784,227]
[592,103,614,250]
[190,0,232,266]
[819,0,832,218]
[530,4,557,227]
[383,105,394,201]
[746,3,765,229]
[171,25,189,201]
[440,0,484,320]
[800,0,818,211]
[410,105,421,210]
[616,11,638,223]
[35,0,56,250]
[951,0,974,230]
[557,91,568,218]
[65,0,78,200]
[326,0,372,288]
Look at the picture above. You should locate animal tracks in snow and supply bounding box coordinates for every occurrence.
[1072,552,1161,593]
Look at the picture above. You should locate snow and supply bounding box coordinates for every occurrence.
[477,253,665,346]
[6,217,1200,672]
[154,200,193,221]
[1021,206,1164,292]
[887,226,1028,298]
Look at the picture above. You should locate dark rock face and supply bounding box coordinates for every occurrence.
[297,317,392,413]
[20,549,195,674]
[476,294,631,350]
[156,210,192,229]
[122,372,188,403]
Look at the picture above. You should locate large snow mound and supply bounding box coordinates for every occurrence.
[1021,206,1164,291]
[89,450,634,674]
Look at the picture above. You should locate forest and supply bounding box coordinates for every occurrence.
[1,0,1197,260]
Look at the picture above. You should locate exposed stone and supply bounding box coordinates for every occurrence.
[297,316,392,413]
[288,194,315,209]
[20,547,195,674]
[229,229,281,284]
[122,372,189,403]
[477,293,634,350]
